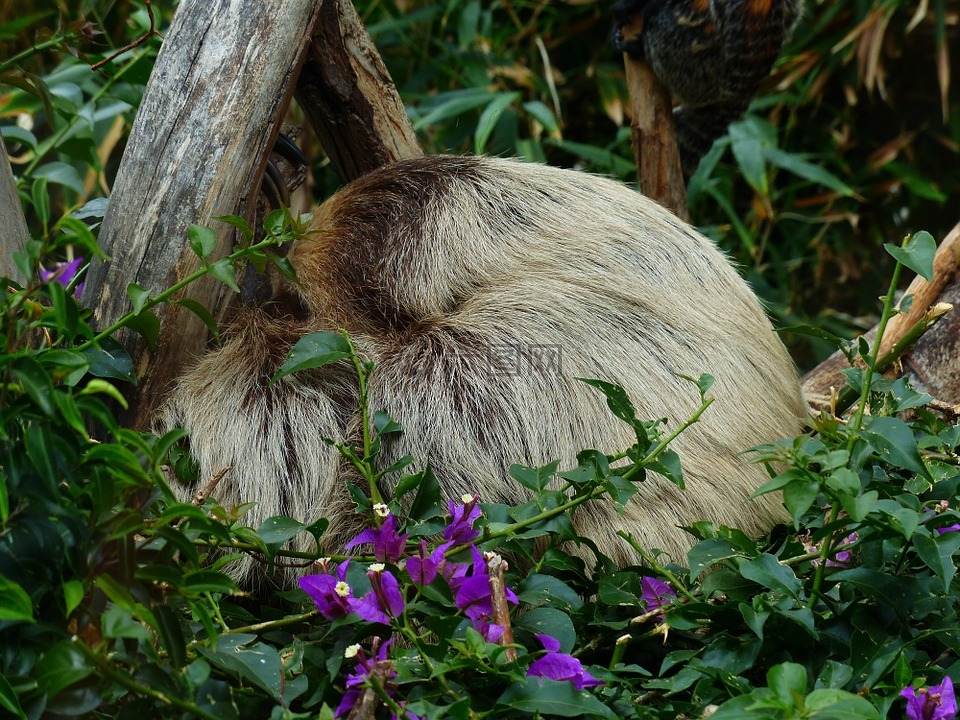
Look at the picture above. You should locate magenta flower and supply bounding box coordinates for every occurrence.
[299,560,353,620]
[936,524,960,536]
[443,495,482,546]
[352,565,405,625]
[335,638,420,720]
[641,576,676,618]
[900,676,957,720]
[40,257,84,298]
[825,533,858,568]
[527,634,603,689]
[448,547,517,639]
[346,513,408,563]
[405,540,451,586]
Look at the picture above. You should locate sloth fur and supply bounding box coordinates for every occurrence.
[162,155,807,584]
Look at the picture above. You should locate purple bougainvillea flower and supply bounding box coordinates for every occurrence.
[405,540,451,586]
[527,634,603,690]
[298,560,353,620]
[451,549,517,638]
[351,565,405,625]
[346,513,409,564]
[900,676,957,720]
[443,494,482,546]
[936,524,960,536]
[335,638,421,720]
[825,533,858,568]
[641,576,676,617]
[40,257,84,298]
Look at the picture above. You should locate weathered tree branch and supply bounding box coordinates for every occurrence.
[0,136,29,283]
[619,15,688,221]
[297,0,423,183]
[802,222,960,409]
[82,0,322,430]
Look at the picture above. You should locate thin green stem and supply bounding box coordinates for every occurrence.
[0,32,76,74]
[221,610,319,636]
[343,332,383,506]
[75,237,279,353]
[807,504,842,609]
[623,397,714,481]
[847,260,903,437]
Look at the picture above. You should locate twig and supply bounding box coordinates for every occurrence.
[91,0,163,71]
[487,554,518,662]
[192,466,230,505]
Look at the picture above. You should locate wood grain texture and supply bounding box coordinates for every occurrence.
[0,136,28,283]
[620,15,689,221]
[297,0,423,183]
[83,0,321,429]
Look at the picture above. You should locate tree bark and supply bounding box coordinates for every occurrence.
[0,136,29,284]
[619,15,689,221]
[82,0,321,430]
[297,0,423,183]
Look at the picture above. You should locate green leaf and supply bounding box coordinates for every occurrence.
[196,636,284,700]
[737,554,802,598]
[687,539,748,579]
[12,356,54,415]
[272,331,351,383]
[82,338,136,384]
[861,416,931,481]
[913,530,960,593]
[729,120,769,196]
[188,224,219,259]
[124,308,161,348]
[783,479,820,524]
[33,161,84,194]
[63,580,84,616]
[79,378,129,408]
[258,516,307,547]
[523,100,559,134]
[183,571,239,595]
[32,642,92,700]
[31,177,49,226]
[509,462,559,492]
[0,576,34,623]
[517,574,584,612]
[884,230,936,281]
[804,689,881,719]
[176,298,220,342]
[475,91,520,154]
[412,88,497,130]
[763,147,854,195]
[768,662,807,707]
[208,257,240,292]
[215,214,253,242]
[496,678,616,719]
[0,672,27,720]
[515,606,577,652]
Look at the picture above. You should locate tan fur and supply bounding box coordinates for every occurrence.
[161,155,807,584]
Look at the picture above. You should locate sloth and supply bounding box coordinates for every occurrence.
[162,155,807,584]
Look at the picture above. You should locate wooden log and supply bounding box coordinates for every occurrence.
[297,0,423,183]
[0,136,28,283]
[619,14,689,221]
[82,0,321,430]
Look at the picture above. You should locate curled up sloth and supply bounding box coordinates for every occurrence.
[161,155,807,585]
